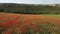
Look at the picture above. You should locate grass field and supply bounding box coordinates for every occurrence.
[0,13,60,34]
[40,14,60,18]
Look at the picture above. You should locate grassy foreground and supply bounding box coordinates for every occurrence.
[0,13,60,34]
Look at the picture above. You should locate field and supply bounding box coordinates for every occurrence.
[0,13,60,34]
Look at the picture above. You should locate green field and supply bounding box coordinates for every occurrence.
[39,14,60,18]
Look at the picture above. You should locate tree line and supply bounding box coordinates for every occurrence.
[0,3,60,14]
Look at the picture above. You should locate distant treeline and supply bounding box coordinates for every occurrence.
[0,3,60,14]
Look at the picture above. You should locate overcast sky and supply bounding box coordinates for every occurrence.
[0,0,60,4]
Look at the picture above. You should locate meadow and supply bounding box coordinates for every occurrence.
[0,3,60,34]
[0,13,60,34]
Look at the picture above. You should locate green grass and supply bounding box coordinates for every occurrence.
[39,14,60,18]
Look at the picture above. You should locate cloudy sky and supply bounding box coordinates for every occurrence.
[0,0,60,4]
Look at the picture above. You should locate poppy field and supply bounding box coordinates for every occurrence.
[0,13,60,34]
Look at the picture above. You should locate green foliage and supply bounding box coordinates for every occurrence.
[0,4,60,14]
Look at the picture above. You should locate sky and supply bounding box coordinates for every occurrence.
[0,0,60,4]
